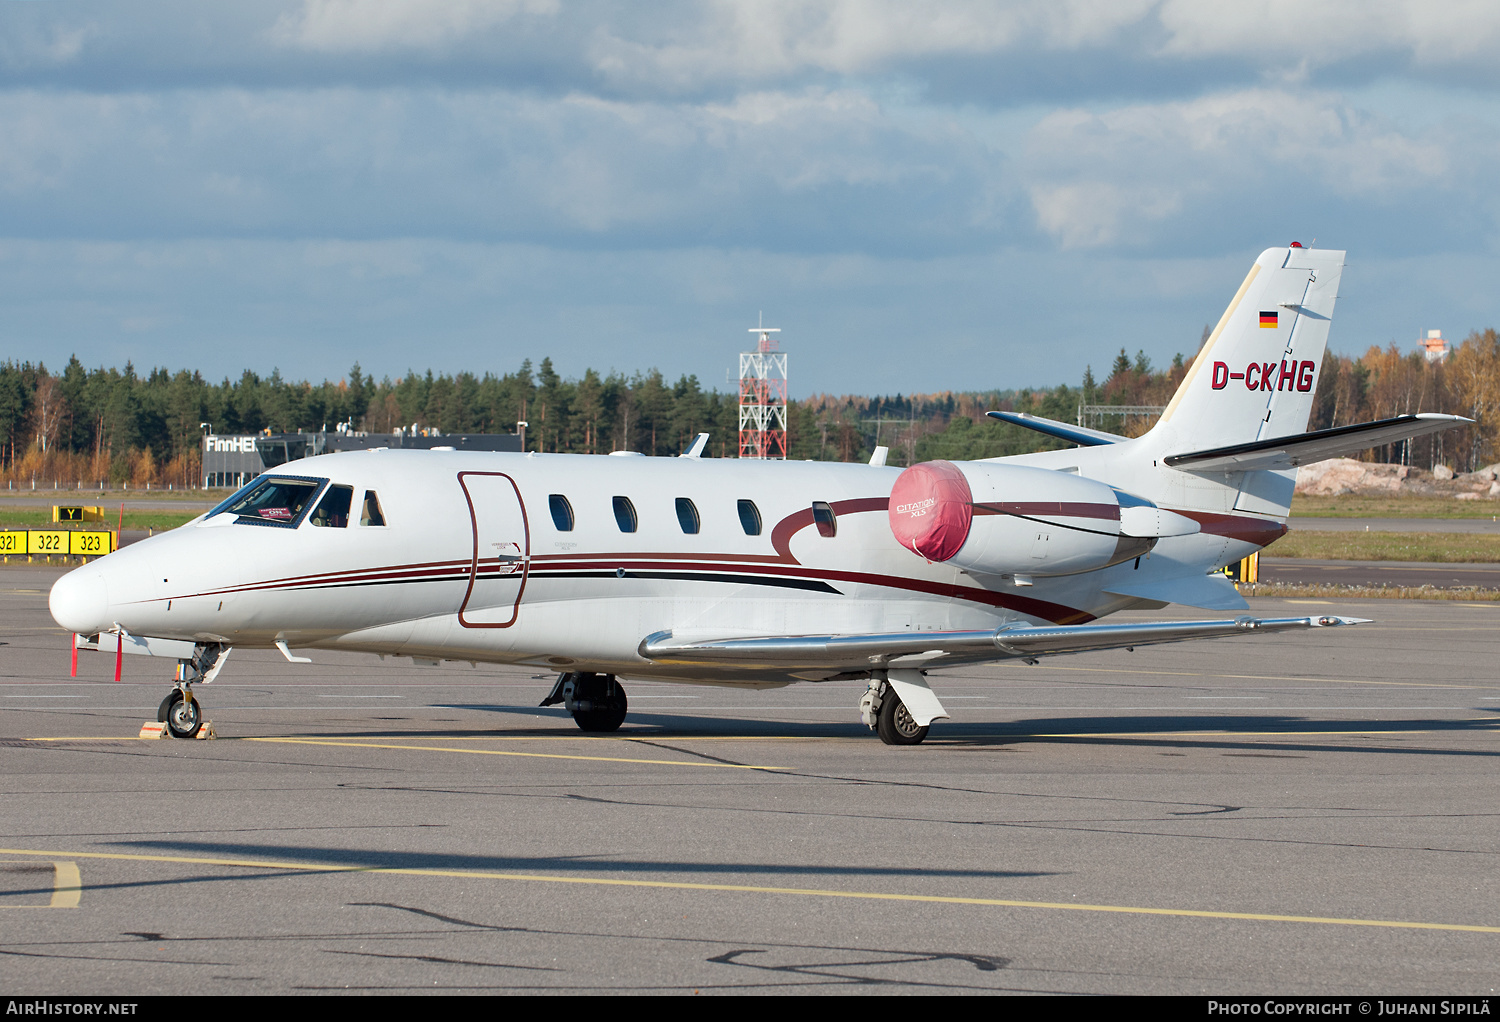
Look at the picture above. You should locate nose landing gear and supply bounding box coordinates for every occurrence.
[159,685,202,739]
[540,671,629,732]
[158,642,231,740]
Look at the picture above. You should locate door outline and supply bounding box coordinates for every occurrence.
[457,471,530,629]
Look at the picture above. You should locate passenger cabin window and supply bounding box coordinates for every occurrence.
[675,497,700,535]
[210,476,324,528]
[811,501,837,538]
[549,494,575,532]
[737,499,762,536]
[613,496,637,533]
[360,490,386,526]
[309,485,353,528]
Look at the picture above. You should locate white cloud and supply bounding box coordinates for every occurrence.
[1023,88,1461,249]
[1032,183,1181,250]
[270,0,559,53]
[588,0,1158,88]
[2,1,1499,394]
[0,85,1012,249]
[8,3,1500,99]
[580,1,1500,93]
[1154,0,1500,67]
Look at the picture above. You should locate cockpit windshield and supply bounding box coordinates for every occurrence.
[208,475,326,528]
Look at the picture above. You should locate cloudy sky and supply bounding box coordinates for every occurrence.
[2,1,1498,396]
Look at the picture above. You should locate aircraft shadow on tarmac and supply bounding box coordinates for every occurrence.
[105,840,1056,882]
[293,706,1500,758]
[946,716,1500,759]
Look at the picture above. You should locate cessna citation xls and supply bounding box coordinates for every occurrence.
[50,245,1468,745]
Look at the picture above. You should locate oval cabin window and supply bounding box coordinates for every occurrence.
[549,494,574,532]
[811,501,836,538]
[613,496,638,533]
[737,499,762,536]
[675,497,700,535]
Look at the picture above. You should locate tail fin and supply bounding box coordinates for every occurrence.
[1147,246,1344,454]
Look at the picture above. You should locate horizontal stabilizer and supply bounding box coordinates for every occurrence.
[638,615,1364,671]
[985,411,1124,447]
[1164,414,1470,472]
[1102,572,1248,611]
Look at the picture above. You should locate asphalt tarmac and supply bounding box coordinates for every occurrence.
[1260,558,1500,588]
[3,567,1499,995]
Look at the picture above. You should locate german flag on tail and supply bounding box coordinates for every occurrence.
[1259,310,1278,328]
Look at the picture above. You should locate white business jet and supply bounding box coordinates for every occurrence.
[50,245,1467,744]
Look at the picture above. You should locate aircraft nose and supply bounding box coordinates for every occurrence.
[50,567,110,635]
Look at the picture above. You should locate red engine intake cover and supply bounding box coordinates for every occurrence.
[888,460,974,561]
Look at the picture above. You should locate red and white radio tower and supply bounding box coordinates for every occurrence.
[738,317,788,459]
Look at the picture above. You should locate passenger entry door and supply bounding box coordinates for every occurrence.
[458,472,530,628]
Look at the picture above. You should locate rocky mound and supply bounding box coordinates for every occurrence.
[1294,458,1500,499]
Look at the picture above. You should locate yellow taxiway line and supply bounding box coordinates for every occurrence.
[0,845,1494,935]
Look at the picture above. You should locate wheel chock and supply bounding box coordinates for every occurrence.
[194,721,216,740]
[139,722,168,739]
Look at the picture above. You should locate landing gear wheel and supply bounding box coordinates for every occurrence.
[570,675,628,733]
[876,686,928,746]
[161,688,202,739]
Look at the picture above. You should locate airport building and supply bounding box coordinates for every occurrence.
[201,429,523,489]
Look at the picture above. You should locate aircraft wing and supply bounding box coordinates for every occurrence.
[638,615,1366,672]
[985,411,1125,447]
[1163,413,1470,472]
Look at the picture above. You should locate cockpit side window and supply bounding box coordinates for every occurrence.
[360,490,386,527]
[214,476,326,529]
[309,485,353,528]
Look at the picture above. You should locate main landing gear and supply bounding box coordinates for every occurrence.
[860,677,930,746]
[540,672,629,732]
[158,643,230,740]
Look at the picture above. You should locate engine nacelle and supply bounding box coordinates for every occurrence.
[888,460,1165,577]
